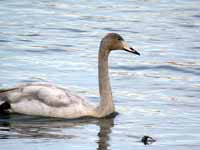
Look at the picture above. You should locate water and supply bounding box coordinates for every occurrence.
[0,0,200,149]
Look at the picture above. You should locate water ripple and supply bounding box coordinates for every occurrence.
[112,65,200,76]
[0,40,11,43]
[0,0,200,149]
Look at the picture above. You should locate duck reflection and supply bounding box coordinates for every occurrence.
[0,114,115,150]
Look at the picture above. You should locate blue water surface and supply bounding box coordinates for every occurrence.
[0,0,200,150]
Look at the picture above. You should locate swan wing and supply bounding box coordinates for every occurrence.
[1,83,85,107]
[0,83,96,118]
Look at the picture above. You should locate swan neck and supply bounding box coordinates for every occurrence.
[96,45,114,117]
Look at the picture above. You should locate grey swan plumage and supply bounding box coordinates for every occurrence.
[0,33,140,119]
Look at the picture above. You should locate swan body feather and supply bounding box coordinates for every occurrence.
[0,83,96,118]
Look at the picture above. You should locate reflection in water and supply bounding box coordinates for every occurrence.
[97,118,114,150]
[0,114,114,150]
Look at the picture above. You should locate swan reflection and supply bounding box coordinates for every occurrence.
[0,114,114,150]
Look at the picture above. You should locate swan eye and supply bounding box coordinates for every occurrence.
[117,36,124,41]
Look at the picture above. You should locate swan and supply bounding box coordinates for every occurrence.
[0,33,140,119]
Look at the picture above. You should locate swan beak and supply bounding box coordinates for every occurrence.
[122,41,140,55]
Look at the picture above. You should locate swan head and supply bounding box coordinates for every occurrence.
[101,33,140,55]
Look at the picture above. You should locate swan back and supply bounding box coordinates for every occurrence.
[0,83,96,118]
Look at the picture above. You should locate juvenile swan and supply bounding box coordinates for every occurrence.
[0,33,140,119]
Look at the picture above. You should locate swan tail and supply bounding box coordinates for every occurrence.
[0,101,11,114]
[0,88,17,114]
